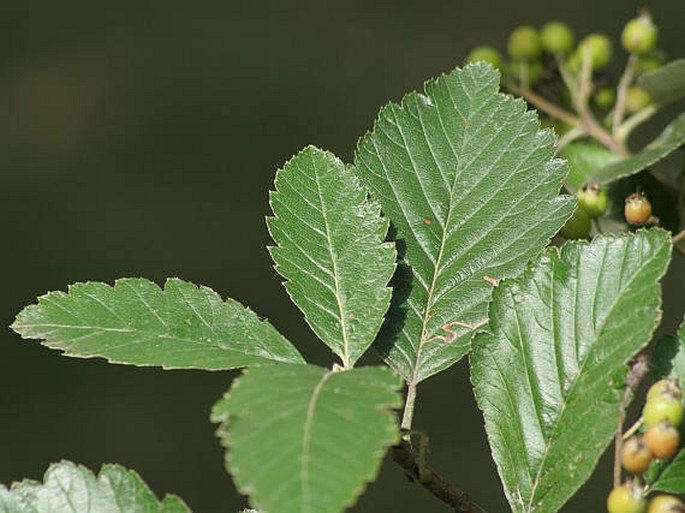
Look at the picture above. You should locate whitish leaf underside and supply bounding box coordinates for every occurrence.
[268,146,396,367]
[0,461,190,513]
[11,278,303,370]
[355,63,574,383]
[471,230,672,513]
[212,365,402,513]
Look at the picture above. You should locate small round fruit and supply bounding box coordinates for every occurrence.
[607,483,647,513]
[647,379,682,403]
[560,207,591,239]
[540,21,575,55]
[508,59,543,86]
[508,26,542,60]
[466,46,504,70]
[624,193,653,226]
[643,394,684,427]
[644,422,680,459]
[594,87,616,110]
[625,86,652,114]
[577,182,608,217]
[647,495,685,513]
[621,436,653,474]
[622,14,659,56]
[579,34,613,70]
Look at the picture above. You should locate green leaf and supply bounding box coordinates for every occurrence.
[0,461,190,512]
[354,63,574,384]
[590,113,685,185]
[561,143,621,191]
[639,59,685,107]
[212,364,401,513]
[471,229,672,513]
[267,146,396,368]
[651,450,685,493]
[11,278,304,370]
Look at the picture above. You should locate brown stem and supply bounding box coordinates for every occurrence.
[612,55,637,135]
[391,440,487,513]
[673,228,685,245]
[508,85,579,126]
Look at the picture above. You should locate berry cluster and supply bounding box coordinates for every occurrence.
[465,11,668,241]
[608,379,685,513]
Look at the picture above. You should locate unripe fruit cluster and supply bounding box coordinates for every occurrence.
[611,380,684,513]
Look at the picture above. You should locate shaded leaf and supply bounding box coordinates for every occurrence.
[471,229,672,513]
[0,461,190,513]
[561,143,620,191]
[212,364,401,513]
[591,113,685,185]
[354,63,573,384]
[11,278,303,370]
[639,59,685,107]
[267,146,396,368]
[651,450,685,494]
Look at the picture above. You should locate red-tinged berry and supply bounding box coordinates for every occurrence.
[621,436,653,474]
[577,182,608,218]
[624,193,653,226]
[607,483,647,513]
[644,422,680,459]
[622,14,659,56]
[540,21,574,55]
[643,394,684,427]
[647,495,685,513]
[466,46,504,70]
[579,34,613,70]
[508,26,542,60]
[560,206,591,239]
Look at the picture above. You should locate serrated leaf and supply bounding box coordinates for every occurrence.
[267,146,396,368]
[471,229,672,513]
[561,143,621,191]
[0,461,190,513]
[354,63,574,384]
[650,450,685,493]
[212,364,402,513]
[590,113,685,185]
[639,59,685,107]
[11,278,304,370]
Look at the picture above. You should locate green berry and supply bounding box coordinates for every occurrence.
[643,394,684,427]
[594,87,616,110]
[577,182,608,218]
[624,192,653,226]
[560,207,591,240]
[579,34,613,70]
[622,14,659,55]
[647,495,685,513]
[625,86,652,114]
[647,379,682,403]
[635,51,665,74]
[540,21,575,55]
[508,26,542,60]
[607,483,647,513]
[466,46,503,70]
[507,59,543,86]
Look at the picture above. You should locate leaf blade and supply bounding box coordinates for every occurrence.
[354,63,574,383]
[11,278,304,370]
[267,146,396,367]
[211,364,402,513]
[639,59,685,107]
[0,461,191,513]
[471,229,672,513]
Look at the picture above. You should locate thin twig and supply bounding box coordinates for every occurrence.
[508,85,579,126]
[555,126,587,155]
[391,440,488,513]
[401,384,418,430]
[612,55,637,134]
[673,228,685,245]
[616,104,658,143]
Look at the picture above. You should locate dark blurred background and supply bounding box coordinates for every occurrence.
[2,1,685,511]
